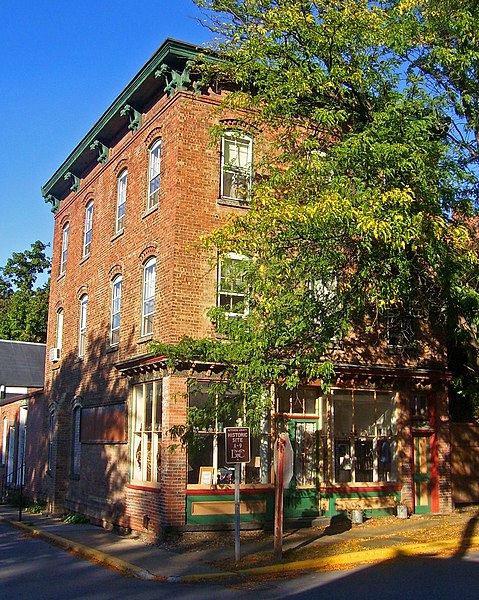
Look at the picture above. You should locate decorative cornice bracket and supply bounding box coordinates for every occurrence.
[42,192,60,214]
[90,140,109,164]
[155,62,201,97]
[64,171,80,193]
[120,104,142,132]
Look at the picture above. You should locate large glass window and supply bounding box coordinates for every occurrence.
[141,258,156,336]
[147,139,161,210]
[221,131,253,201]
[331,389,397,483]
[78,294,88,358]
[188,382,270,486]
[116,170,127,233]
[131,380,162,483]
[110,275,122,346]
[83,201,94,258]
[60,223,69,275]
[217,253,248,318]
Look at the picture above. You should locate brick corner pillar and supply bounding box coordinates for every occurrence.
[436,384,454,513]
[159,374,188,529]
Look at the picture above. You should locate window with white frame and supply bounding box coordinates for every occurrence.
[110,275,122,346]
[221,131,253,201]
[60,223,69,275]
[78,294,88,358]
[71,403,81,477]
[116,170,127,233]
[187,381,270,486]
[141,258,156,336]
[1,417,7,465]
[55,308,64,352]
[131,380,162,483]
[147,139,161,210]
[217,253,248,318]
[83,201,94,257]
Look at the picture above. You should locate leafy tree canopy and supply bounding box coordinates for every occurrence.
[153,0,479,427]
[0,241,51,343]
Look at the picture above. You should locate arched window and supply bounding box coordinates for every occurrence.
[83,201,94,257]
[78,294,88,358]
[221,131,253,201]
[71,401,82,477]
[55,308,64,357]
[141,258,156,336]
[116,170,127,233]
[60,223,69,275]
[147,139,161,210]
[110,275,122,346]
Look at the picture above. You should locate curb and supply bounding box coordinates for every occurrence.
[175,535,479,583]
[2,517,162,581]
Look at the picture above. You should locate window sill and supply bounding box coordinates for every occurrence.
[217,197,250,209]
[106,345,119,354]
[75,356,84,364]
[57,273,66,282]
[137,335,153,345]
[142,204,158,219]
[127,481,161,492]
[111,229,124,242]
[79,255,90,265]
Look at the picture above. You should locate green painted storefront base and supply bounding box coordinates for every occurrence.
[186,486,402,525]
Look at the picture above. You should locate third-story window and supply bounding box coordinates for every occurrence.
[78,294,88,358]
[147,139,161,210]
[141,258,156,336]
[83,201,94,258]
[110,275,122,346]
[60,223,69,275]
[116,170,127,233]
[221,131,253,201]
[218,253,248,318]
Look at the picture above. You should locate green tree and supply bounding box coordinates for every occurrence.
[153,0,479,429]
[0,241,51,343]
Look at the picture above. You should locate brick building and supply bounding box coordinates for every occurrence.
[0,339,45,497]
[28,39,453,539]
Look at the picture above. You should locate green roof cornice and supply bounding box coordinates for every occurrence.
[41,39,207,210]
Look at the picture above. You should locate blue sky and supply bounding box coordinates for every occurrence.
[0,0,210,276]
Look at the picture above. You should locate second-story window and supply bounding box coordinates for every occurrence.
[218,253,248,318]
[60,223,69,275]
[55,308,64,353]
[83,201,94,258]
[148,139,161,211]
[78,294,88,358]
[141,258,156,336]
[221,131,253,201]
[116,170,127,233]
[110,275,122,346]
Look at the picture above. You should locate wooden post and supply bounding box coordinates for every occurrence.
[274,436,285,558]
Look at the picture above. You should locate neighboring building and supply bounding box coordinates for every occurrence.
[30,39,453,539]
[0,339,45,494]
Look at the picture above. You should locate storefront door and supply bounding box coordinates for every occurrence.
[412,433,432,514]
[284,419,319,520]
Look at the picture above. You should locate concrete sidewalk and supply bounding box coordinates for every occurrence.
[1,504,478,583]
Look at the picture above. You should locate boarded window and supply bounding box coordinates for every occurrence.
[81,404,126,443]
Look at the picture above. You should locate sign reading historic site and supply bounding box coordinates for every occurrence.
[225,427,251,464]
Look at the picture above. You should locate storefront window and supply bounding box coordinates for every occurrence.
[187,381,270,485]
[331,389,397,483]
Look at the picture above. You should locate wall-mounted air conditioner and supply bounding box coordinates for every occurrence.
[49,347,61,362]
